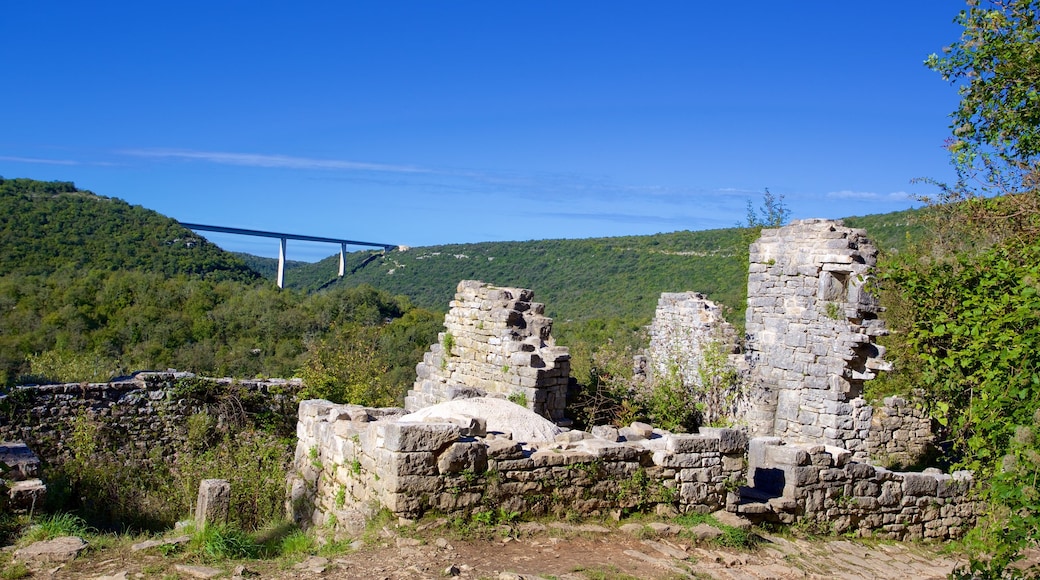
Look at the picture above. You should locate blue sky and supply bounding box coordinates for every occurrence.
[2,2,965,261]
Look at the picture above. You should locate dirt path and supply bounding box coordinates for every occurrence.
[15,524,964,580]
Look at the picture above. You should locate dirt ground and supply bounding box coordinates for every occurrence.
[8,521,966,580]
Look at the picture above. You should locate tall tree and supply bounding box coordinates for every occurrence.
[926,0,1040,196]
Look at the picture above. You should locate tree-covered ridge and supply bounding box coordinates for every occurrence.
[263,209,922,326]
[0,177,260,282]
[0,269,440,398]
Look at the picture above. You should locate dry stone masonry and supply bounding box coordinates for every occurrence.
[866,396,935,468]
[648,292,740,378]
[0,372,300,466]
[406,280,570,422]
[287,398,745,536]
[285,230,972,540]
[647,292,747,423]
[744,220,892,459]
[740,438,975,540]
[288,398,976,541]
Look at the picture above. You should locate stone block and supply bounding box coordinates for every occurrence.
[389,452,437,476]
[764,444,810,466]
[580,439,646,462]
[666,434,718,454]
[697,427,747,454]
[901,472,939,496]
[591,425,620,442]
[299,399,336,419]
[844,462,876,480]
[195,479,230,528]
[382,422,461,453]
[437,441,488,474]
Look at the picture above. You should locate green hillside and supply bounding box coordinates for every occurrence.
[0,178,439,392]
[267,209,923,326]
[0,177,259,282]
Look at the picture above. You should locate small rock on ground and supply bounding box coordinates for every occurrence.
[174,564,224,579]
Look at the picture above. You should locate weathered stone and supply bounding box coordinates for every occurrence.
[437,441,488,474]
[902,472,939,496]
[195,479,230,528]
[666,434,718,454]
[591,425,620,442]
[698,427,748,454]
[174,564,224,579]
[13,536,87,563]
[382,422,461,453]
[405,281,570,421]
[131,535,190,552]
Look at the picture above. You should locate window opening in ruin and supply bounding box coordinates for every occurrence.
[821,271,850,302]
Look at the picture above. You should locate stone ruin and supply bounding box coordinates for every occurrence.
[744,220,893,459]
[287,219,972,541]
[0,219,962,542]
[0,442,46,513]
[406,280,571,423]
[646,292,746,423]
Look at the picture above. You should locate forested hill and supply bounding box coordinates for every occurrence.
[0,177,259,282]
[273,209,922,324]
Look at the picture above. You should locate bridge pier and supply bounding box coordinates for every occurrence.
[339,243,347,277]
[277,237,287,289]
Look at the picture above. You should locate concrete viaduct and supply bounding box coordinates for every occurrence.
[179,222,396,289]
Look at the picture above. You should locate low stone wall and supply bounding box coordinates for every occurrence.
[866,396,935,468]
[0,372,300,465]
[740,438,975,540]
[286,399,746,536]
[289,399,977,542]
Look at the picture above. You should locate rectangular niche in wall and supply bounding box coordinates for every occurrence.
[820,270,850,302]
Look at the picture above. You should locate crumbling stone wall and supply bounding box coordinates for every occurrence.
[744,219,891,459]
[866,396,935,468]
[646,292,748,424]
[406,281,570,422]
[287,399,745,535]
[289,399,976,541]
[648,292,739,378]
[738,437,975,540]
[0,372,300,465]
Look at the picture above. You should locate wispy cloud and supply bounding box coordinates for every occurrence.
[826,190,911,201]
[0,155,80,166]
[120,149,430,174]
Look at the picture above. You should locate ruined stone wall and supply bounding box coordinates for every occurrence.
[740,438,975,540]
[647,292,739,378]
[866,396,935,469]
[406,281,570,422]
[287,399,745,535]
[646,292,749,425]
[0,373,300,465]
[289,399,976,541]
[744,220,890,459]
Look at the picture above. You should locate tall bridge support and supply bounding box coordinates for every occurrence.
[277,237,288,289]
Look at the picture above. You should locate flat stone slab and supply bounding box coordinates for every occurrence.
[174,564,224,579]
[687,523,724,540]
[13,536,87,563]
[130,535,190,552]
